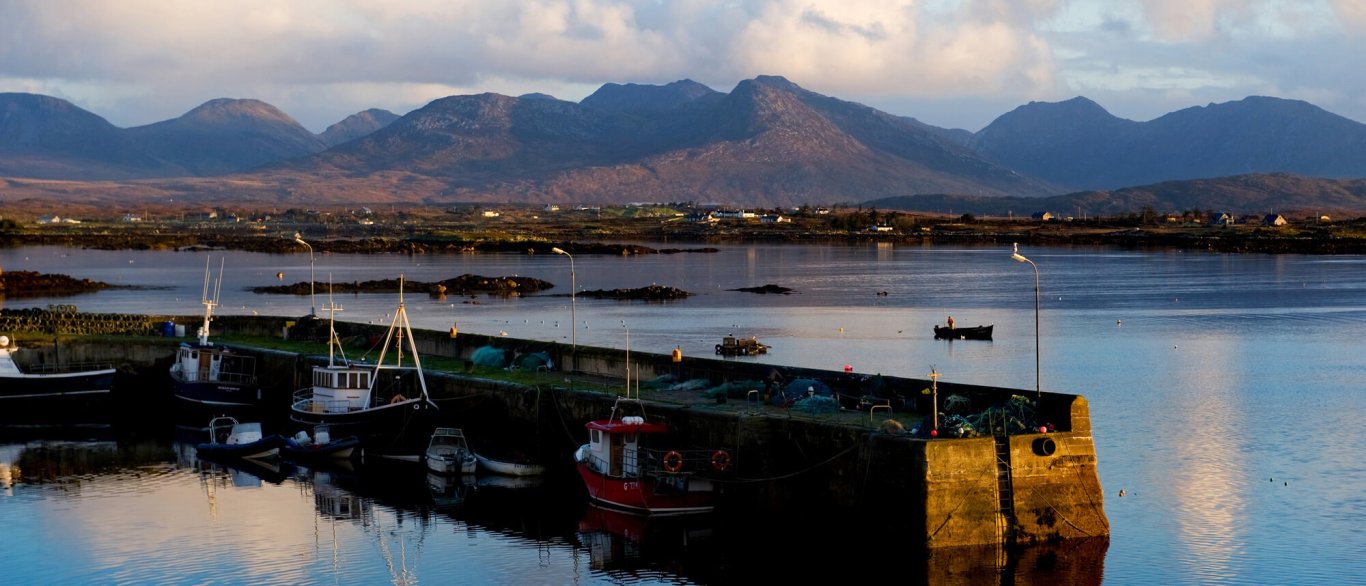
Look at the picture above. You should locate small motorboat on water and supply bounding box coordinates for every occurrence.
[473,451,546,477]
[426,427,477,475]
[195,416,284,461]
[933,324,994,340]
[283,425,362,462]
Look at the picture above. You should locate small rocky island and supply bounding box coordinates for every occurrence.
[730,284,794,294]
[251,274,554,296]
[0,270,118,298]
[577,285,691,300]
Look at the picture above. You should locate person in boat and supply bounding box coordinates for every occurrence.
[947,316,955,330]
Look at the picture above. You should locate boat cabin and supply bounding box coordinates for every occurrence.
[307,364,374,413]
[582,415,668,478]
[173,343,256,385]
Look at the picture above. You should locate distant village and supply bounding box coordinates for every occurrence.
[21,202,1319,234]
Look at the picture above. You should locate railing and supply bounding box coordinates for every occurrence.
[21,361,114,374]
[291,388,355,414]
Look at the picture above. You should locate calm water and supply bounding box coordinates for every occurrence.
[2,243,1365,584]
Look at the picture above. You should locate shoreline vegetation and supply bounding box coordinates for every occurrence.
[3,204,1366,258]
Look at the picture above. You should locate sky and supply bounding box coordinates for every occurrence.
[2,0,1364,134]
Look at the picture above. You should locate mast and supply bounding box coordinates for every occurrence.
[321,281,345,368]
[196,257,223,346]
[370,275,430,401]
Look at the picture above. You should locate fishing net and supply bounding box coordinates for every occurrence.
[470,345,508,367]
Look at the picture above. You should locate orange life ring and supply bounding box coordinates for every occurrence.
[389,394,407,405]
[711,449,731,472]
[662,450,684,473]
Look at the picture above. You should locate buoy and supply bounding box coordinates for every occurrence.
[277,272,284,280]
[1039,426,1048,433]
[843,364,853,373]
[1118,489,1126,497]
[930,429,938,438]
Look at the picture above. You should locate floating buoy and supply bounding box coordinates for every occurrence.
[1118,489,1126,497]
[843,364,853,373]
[277,272,284,279]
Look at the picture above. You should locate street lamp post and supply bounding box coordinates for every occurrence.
[551,247,576,370]
[294,232,316,317]
[1010,243,1041,405]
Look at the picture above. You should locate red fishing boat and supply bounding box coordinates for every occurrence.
[574,396,730,516]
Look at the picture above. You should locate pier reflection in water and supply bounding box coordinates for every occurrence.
[0,434,1102,585]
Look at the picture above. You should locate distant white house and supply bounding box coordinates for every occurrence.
[869,225,894,232]
[122,213,143,222]
[1263,214,1287,226]
[482,210,501,218]
[760,214,790,223]
[37,215,81,225]
[713,209,758,220]
[544,204,560,212]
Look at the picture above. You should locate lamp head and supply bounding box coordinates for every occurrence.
[551,247,567,255]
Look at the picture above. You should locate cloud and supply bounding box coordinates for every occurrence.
[0,0,1363,132]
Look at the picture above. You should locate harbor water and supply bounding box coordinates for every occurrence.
[2,243,1364,584]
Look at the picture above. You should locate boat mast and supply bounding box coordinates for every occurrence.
[196,257,223,346]
[321,281,345,368]
[370,275,430,401]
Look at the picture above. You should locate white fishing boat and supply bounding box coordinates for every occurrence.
[289,276,438,460]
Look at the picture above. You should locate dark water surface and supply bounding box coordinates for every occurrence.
[2,243,1364,584]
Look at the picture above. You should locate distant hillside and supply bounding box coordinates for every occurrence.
[7,82,1366,213]
[972,96,1366,190]
[0,93,172,179]
[0,94,392,179]
[125,98,327,175]
[319,108,400,147]
[269,75,1058,207]
[865,173,1366,218]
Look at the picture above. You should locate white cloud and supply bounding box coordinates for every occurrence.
[0,0,1363,131]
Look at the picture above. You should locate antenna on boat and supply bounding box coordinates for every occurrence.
[197,257,224,346]
[321,276,346,367]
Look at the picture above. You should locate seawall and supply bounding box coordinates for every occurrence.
[1,309,1109,548]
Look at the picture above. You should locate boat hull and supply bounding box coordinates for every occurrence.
[282,436,361,461]
[171,377,263,409]
[291,397,437,459]
[196,435,284,461]
[933,324,993,340]
[474,452,545,476]
[0,366,117,424]
[575,461,715,516]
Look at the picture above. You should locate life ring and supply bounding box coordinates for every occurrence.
[711,449,731,472]
[389,394,407,405]
[662,450,684,473]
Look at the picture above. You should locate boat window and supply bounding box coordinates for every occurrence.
[626,432,637,444]
[591,429,600,444]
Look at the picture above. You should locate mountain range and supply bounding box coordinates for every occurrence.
[3,77,1366,214]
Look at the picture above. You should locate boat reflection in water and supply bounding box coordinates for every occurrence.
[576,504,715,579]
[2,432,1107,585]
